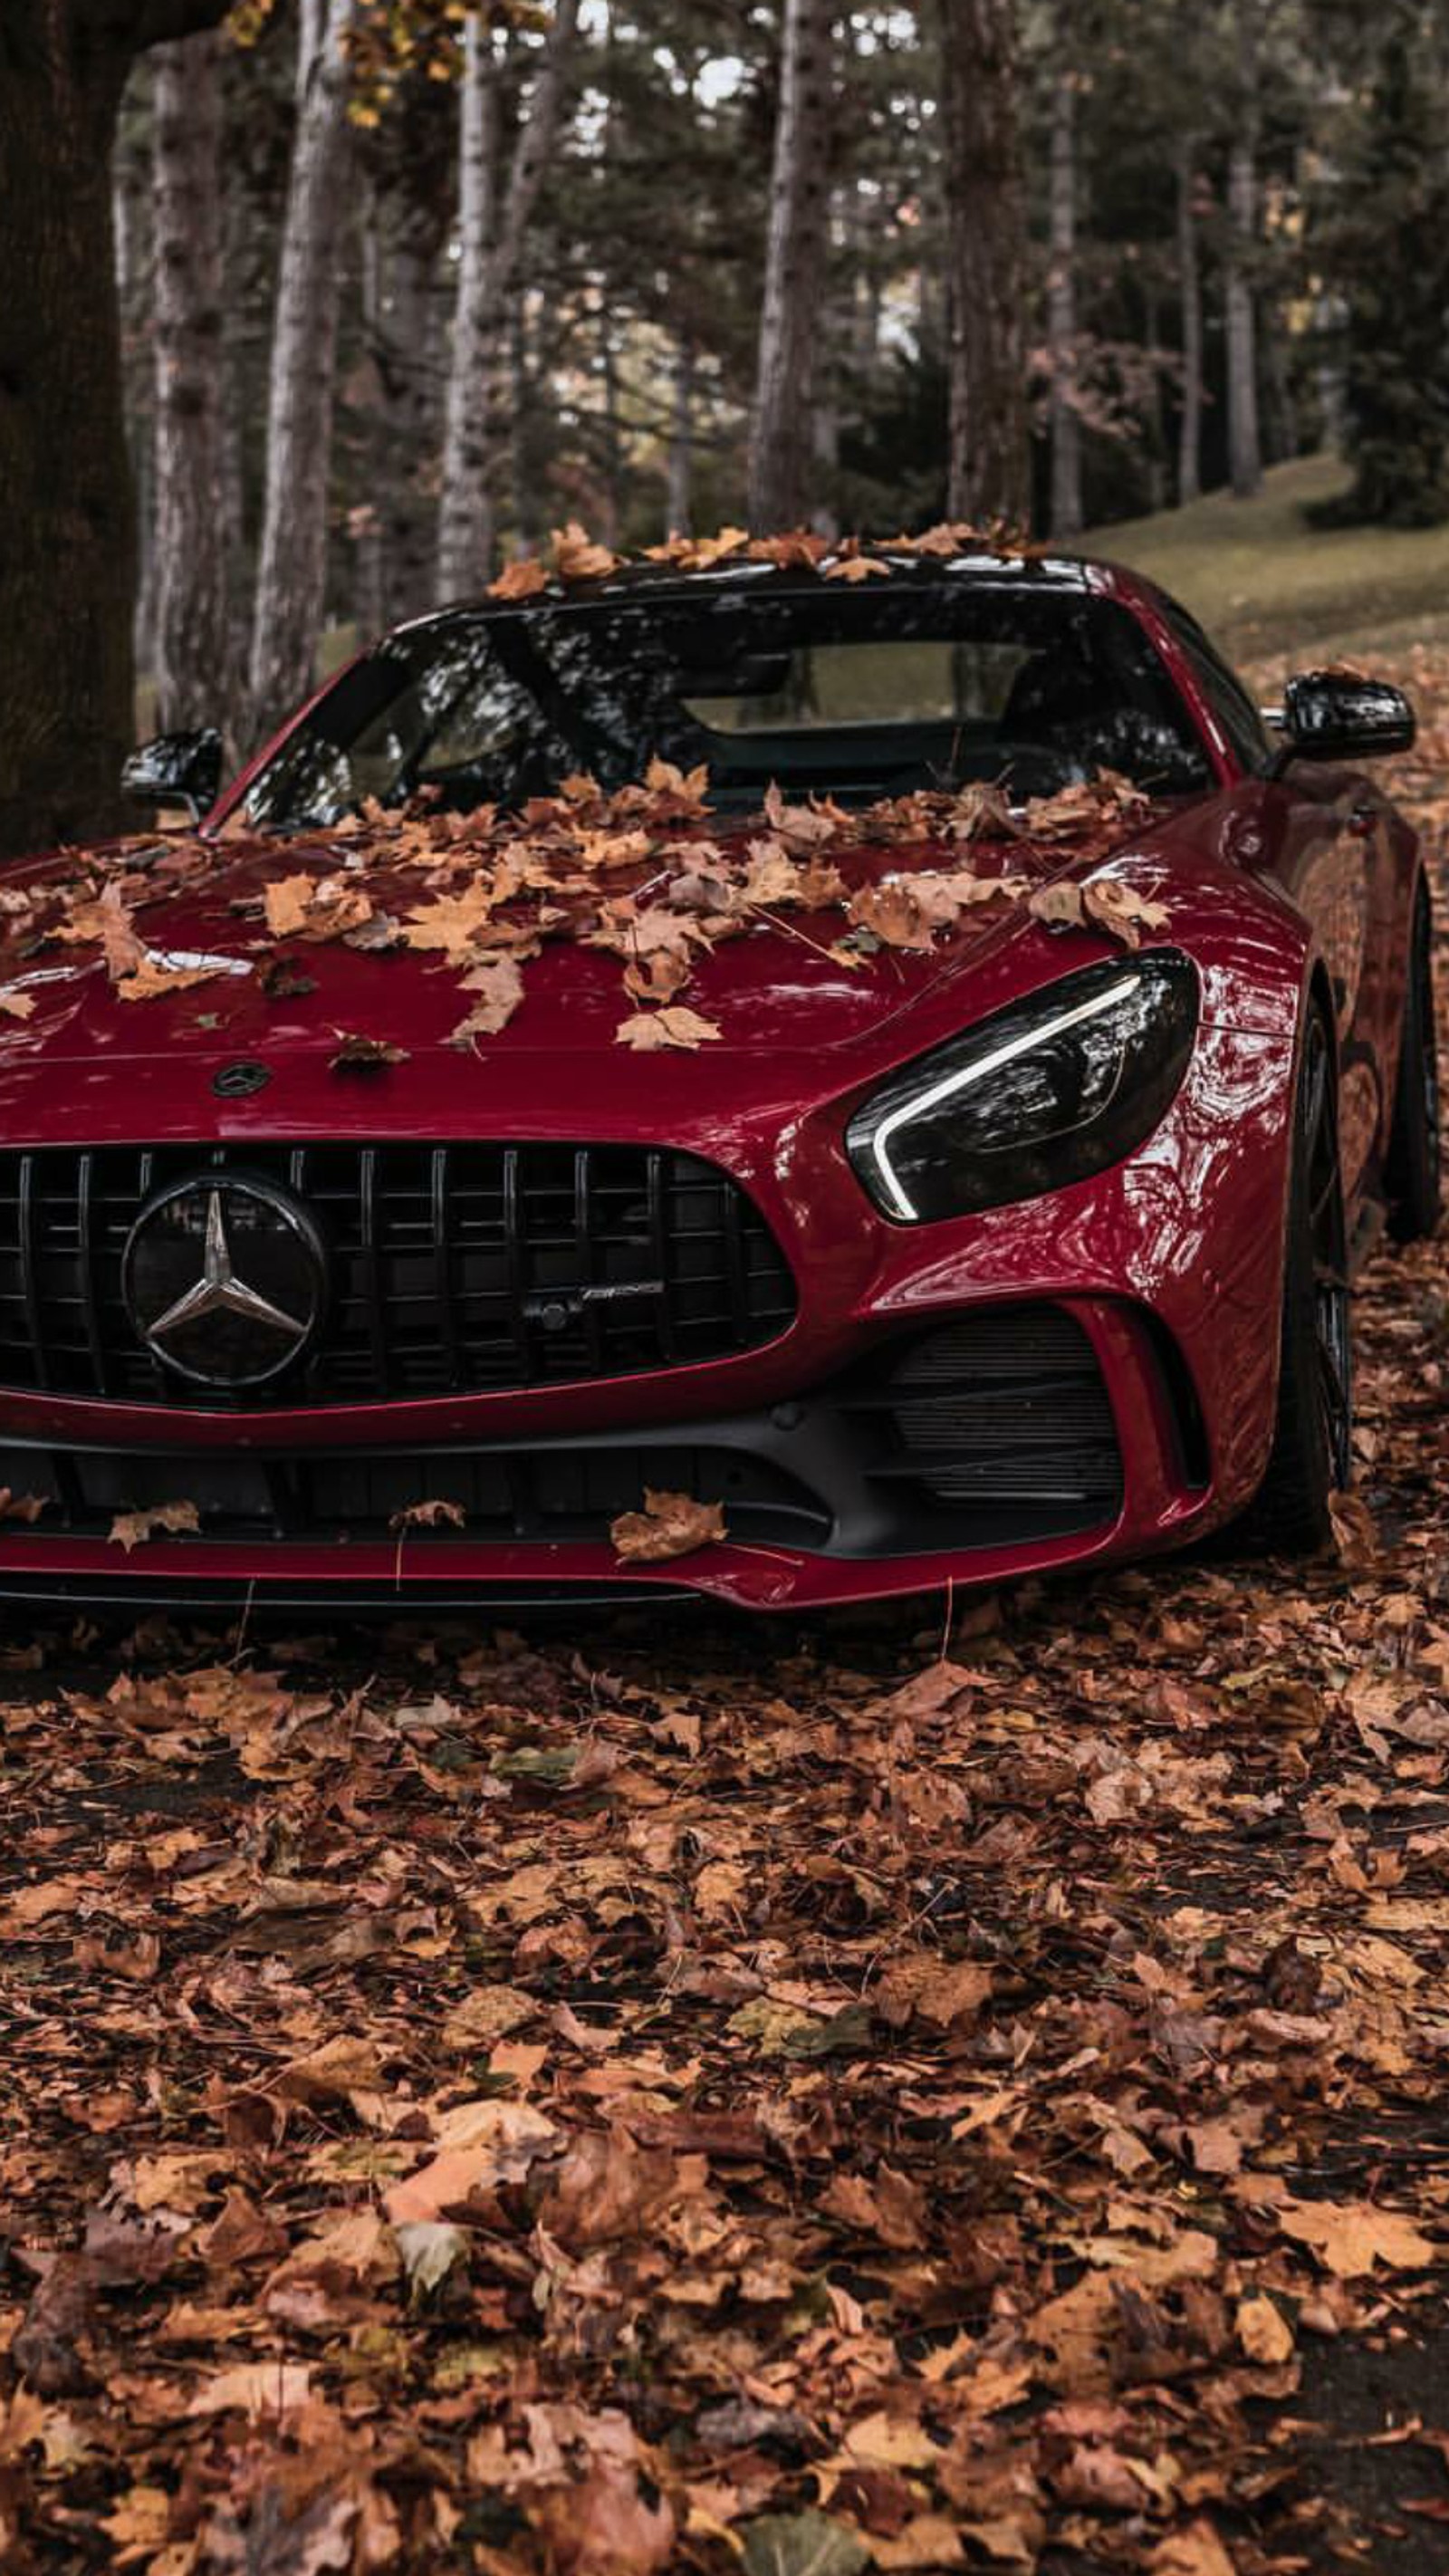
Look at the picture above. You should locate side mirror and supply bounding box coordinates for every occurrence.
[1266,671,1415,764]
[121,727,225,821]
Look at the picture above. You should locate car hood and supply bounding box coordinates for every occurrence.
[0,816,1186,1074]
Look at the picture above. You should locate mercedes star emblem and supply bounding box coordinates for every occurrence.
[121,1173,328,1388]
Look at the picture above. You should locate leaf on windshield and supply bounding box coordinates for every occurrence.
[614,1006,721,1051]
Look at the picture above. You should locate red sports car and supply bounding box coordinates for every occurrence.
[0,548,1435,1610]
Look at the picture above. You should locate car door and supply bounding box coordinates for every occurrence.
[1158,612,1391,1211]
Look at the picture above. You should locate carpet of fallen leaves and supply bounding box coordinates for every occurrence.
[5,652,1449,2576]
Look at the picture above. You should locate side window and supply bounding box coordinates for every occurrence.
[1160,607,1274,774]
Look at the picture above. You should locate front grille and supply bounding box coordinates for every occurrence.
[0,1144,796,1408]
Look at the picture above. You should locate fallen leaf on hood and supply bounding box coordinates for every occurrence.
[1028,880,1087,933]
[824,551,892,582]
[328,1032,409,1072]
[610,1489,727,1562]
[448,954,525,1043]
[1083,878,1171,948]
[0,986,35,1018]
[117,952,233,1003]
[614,1006,721,1051]
[389,1498,465,1534]
[108,1502,201,1553]
[0,1487,47,1523]
[264,872,373,942]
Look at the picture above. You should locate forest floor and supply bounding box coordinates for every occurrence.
[5,646,1449,2576]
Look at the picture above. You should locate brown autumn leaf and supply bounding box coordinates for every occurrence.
[328,1031,409,1072]
[263,872,373,943]
[448,955,526,1044]
[552,520,622,582]
[1236,2293,1294,2363]
[0,986,35,1019]
[107,1501,202,1553]
[1082,877,1171,950]
[488,555,550,601]
[187,2360,312,2420]
[117,952,233,1003]
[824,551,893,582]
[614,1005,721,1051]
[609,1488,727,1562]
[1277,2197,1436,2277]
[1028,880,1087,933]
[0,1487,47,1523]
[388,1499,465,1534]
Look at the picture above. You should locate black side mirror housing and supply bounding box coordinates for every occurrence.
[121,727,225,820]
[1268,671,1416,764]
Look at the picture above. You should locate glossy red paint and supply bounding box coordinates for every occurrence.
[0,557,1425,1607]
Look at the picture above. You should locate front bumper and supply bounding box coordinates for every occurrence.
[0,1017,1296,1610]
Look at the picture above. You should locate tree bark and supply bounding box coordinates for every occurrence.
[0,2,231,859]
[936,0,1031,527]
[749,0,834,530]
[666,337,695,537]
[152,27,233,732]
[437,0,581,600]
[1176,135,1202,505]
[1047,67,1082,539]
[246,0,357,745]
[1224,133,1262,497]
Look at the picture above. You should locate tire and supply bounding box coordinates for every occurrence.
[1386,877,1442,1243]
[1237,1008,1353,1557]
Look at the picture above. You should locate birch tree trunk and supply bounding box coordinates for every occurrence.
[246,0,357,744]
[748,0,834,530]
[936,0,1030,526]
[666,338,695,536]
[152,28,233,731]
[437,0,581,600]
[1224,133,1262,497]
[1176,135,1202,505]
[1047,68,1082,539]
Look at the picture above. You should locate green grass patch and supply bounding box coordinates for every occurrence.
[1084,453,1449,668]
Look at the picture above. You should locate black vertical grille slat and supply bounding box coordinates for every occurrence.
[75,1152,108,1394]
[0,1143,795,1409]
[16,1157,48,1393]
[431,1147,460,1388]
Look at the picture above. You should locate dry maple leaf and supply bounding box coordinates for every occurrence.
[487,555,550,601]
[551,520,622,582]
[187,2360,312,2420]
[116,952,233,1004]
[56,880,146,980]
[328,1032,409,1072]
[614,1005,721,1051]
[0,1488,47,1523]
[609,1488,727,1562]
[108,1501,201,1553]
[263,871,373,944]
[400,880,504,959]
[0,987,35,1019]
[824,550,892,582]
[388,1499,465,1534]
[1278,2196,1436,2277]
[1082,878,1171,950]
[448,955,525,1043]
[1236,2292,1293,2362]
[1028,880,1087,933]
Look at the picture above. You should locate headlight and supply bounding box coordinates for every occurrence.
[846,951,1198,1222]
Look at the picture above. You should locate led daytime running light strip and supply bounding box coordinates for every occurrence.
[868,972,1141,1220]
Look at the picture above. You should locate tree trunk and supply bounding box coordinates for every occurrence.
[1047,67,1082,539]
[354,183,388,643]
[1224,133,1262,498]
[666,338,695,537]
[246,0,357,744]
[749,0,834,530]
[152,28,233,732]
[0,4,221,858]
[1176,135,1202,506]
[437,0,581,598]
[936,0,1031,527]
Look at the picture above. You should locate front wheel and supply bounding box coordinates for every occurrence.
[1386,877,1441,1243]
[1237,1009,1352,1557]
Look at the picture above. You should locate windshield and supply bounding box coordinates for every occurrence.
[241,577,1213,831]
